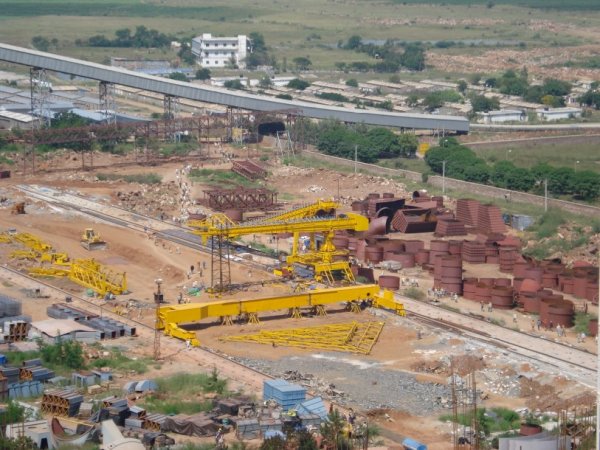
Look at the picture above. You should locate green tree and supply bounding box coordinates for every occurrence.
[367,128,401,158]
[178,43,196,65]
[457,80,468,93]
[287,78,310,90]
[345,35,363,50]
[572,170,600,200]
[249,32,266,52]
[498,70,528,96]
[548,167,576,195]
[542,78,572,97]
[168,72,188,82]
[398,133,418,157]
[0,436,37,450]
[259,76,273,89]
[400,44,425,71]
[470,94,500,113]
[321,409,346,450]
[296,430,319,450]
[345,78,358,87]
[406,93,420,107]
[579,89,600,109]
[224,79,245,90]
[32,36,50,51]
[293,56,312,71]
[195,68,211,80]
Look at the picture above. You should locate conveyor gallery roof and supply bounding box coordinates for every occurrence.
[0,43,469,132]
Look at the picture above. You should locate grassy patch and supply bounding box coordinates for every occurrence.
[473,142,600,174]
[440,407,521,433]
[96,172,162,184]
[378,157,428,173]
[140,371,228,415]
[404,287,425,300]
[529,208,566,239]
[89,348,150,374]
[189,168,260,188]
[573,312,596,335]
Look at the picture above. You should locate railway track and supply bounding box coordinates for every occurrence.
[14,184,598,388]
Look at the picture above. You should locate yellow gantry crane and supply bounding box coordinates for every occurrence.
[190,212,368,285]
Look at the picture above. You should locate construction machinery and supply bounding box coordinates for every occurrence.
[81,228,107,251]
[191,212,367,285]
[157,284,405,347]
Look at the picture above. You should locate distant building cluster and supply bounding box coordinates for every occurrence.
[191,33,248,69]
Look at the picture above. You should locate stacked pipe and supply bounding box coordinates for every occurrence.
[462,278,514,309]
[41,389,84,417]
[433,255,463,295]
[498,247,518,273]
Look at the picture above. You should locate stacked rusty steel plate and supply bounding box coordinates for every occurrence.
[477,204,506,233]
[431,196,444,207]
[415,249,430,265]
[378,275,400,290]
[540,297,574,327]
[499,246,518,273]
[448,240,463,255]
[351,201,367,214]
[434,219,467,237]
[429,240,450,265]
[462,241,487,263]
[490,285,514,309]
[365,246,384,263]
[404,240,425,253]
[456,199,480,227]
[462,278,478,301]
[433,255,463,294]
[378,239,405,252]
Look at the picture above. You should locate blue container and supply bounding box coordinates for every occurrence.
[402,437,427,450]
[0,355,6,365]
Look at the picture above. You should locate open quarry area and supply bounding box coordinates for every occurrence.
[0,142,595,449]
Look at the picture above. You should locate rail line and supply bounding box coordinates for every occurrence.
[14,184,598,387]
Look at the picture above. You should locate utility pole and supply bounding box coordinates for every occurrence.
[153,278,163,361]
[337,178,340,201]
[354,144,358,174]
[442,160,446,195]
[544,179,548,212]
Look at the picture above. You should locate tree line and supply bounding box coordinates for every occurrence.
[297,120,418,163]
[425,138,600,201]
[337,35,426,72]
[78,26,172,49]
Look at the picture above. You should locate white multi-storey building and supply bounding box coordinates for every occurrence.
[191,33,248,68]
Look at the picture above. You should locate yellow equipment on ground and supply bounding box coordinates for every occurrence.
[157,284,404,346]
[220,321,385,355]
[81,228,107,251]
[190,212,368,283]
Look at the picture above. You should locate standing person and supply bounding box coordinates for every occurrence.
[513,313,517,324]
[480,301,484,312]
[536,318,541,331]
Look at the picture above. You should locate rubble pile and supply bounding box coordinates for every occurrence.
[480,368,521,397]
[114,182,179,218]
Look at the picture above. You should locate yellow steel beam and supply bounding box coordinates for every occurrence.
[191,214,368,242]
[253,199,340,224]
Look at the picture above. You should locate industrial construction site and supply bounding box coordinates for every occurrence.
[0,133,596,449]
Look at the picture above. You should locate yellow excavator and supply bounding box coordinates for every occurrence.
[81,228,107,251]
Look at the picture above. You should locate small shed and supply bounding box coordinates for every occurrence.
[30,319,101,344]
[536,107,582,121]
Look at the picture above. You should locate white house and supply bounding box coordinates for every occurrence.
[536,107,582,121]
[191,33,248,68]
[478,109,526,124]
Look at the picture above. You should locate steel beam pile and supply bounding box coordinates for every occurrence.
[231,160,267,180]
[203,188,277,211]
[144,413,168,431]
[47,304,136,338]
[41,389,84,417]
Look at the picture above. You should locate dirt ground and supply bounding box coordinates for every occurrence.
[0,148,595,449]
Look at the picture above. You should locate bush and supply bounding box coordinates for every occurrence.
[404,287,425,300]
[531,208,566,239]
[287,78,310,90]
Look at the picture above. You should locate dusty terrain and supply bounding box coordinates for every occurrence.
[0,147,596,449]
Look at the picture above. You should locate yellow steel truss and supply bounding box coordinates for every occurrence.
[0,233,12,243]
[14,232,53,252]
[69,259,127,297]
[10,250,39,260]
[252,199,340,224]
[220,321,385,355]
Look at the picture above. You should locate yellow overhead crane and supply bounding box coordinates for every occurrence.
[158,284,405,346]
[190,212,368,283]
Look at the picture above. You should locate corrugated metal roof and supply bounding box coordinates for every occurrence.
[0,110,35,122]
[0,43,469,132]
